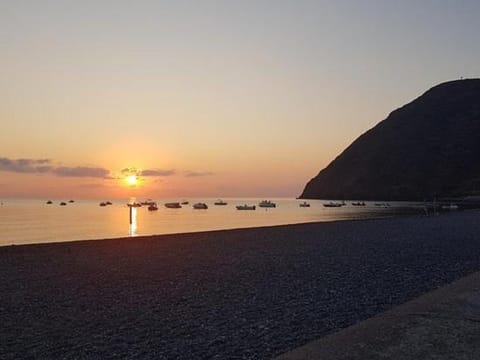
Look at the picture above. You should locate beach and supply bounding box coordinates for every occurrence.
[1,212,480,359]
[277,269,480,360]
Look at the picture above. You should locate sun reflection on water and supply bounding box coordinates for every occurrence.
[129,206,137,236]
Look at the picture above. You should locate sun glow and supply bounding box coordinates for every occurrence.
[125,175,138,186]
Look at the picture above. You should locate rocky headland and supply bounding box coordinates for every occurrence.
[301,79,480,200]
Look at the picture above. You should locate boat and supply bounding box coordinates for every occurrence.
[214,199,228,205]
[374,203,390,208]
[193,203,208,209]
[441,204,459,210]
[68,200,74,203]
[323,202,343,207]
[236,204,256,210]
[165,202,182,209]
[127,203,142,208]
[59,202,67,206]
[99,202,107,207]
[299,201,310,207]
[105,201,112,205]
[46,200,53,204]
[181,200,189,205]
[148,202,159,211]
[352,201,366,206]
[258,200,276,208]
[141,199,155,206]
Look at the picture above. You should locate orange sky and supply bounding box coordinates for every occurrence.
[1,1,479,199]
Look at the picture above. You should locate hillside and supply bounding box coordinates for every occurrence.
[300,79,480,200]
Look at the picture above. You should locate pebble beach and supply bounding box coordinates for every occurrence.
[1,211,480,359]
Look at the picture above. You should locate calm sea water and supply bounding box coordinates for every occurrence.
[0,198,420,246]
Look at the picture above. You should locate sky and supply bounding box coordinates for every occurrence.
[1,0,479,199]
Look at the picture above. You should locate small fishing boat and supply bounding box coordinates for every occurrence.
[352,201,366,206]
[127,203,142,208]
[181,200,189,205]
[214,199,228,205]
[148,202,159,211]
[105,201,112,205]
[193,203,208,209]
[99,202,107,207]
[259,200,276,208]
[68,200,74,203]
[323,202,343,207]
[46,200,53,204]
[165,202,182,209]
[299,201,310,207]
[441,204,459,210]
[59,202,67,206]
[236,204,256,210]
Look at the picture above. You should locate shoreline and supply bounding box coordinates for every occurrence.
[0,198,425,247]
[0,216,394,248]
[1,208,428,248]
[2,211,480,358]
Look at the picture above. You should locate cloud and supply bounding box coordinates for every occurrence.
[184,170,214,177]
[0,157,209,181]
[52,166,110,178]
[36,166,53,173]
[140,169,176,177]
[0,157,53,173]
[117,167,175,177]
[0,157,110,178]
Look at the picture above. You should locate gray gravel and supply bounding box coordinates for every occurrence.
[1,212,480,359]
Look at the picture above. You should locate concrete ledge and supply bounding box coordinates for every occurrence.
[276,271,480,360]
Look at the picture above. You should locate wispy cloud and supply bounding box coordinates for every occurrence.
[119,167,176,177]
[0,157,52,173]
[1,157,213,181]
[52,166,110,178]
[140,169,176,177]
[184,170,214,177]
[0,157,110,178]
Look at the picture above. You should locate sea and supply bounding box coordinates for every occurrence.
[0,198,421,246]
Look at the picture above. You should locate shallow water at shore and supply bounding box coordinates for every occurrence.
[0,198,420,245]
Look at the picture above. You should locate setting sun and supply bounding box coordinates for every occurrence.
[126,175,138,186]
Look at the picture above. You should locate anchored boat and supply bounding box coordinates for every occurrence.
[165,202,182,209]
[193,203,208,209]
[259,200,276,208]
[236,204,256,210]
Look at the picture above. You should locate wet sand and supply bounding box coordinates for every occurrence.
[1,212,480,359]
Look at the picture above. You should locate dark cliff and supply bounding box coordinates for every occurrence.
[300,79,480,200]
